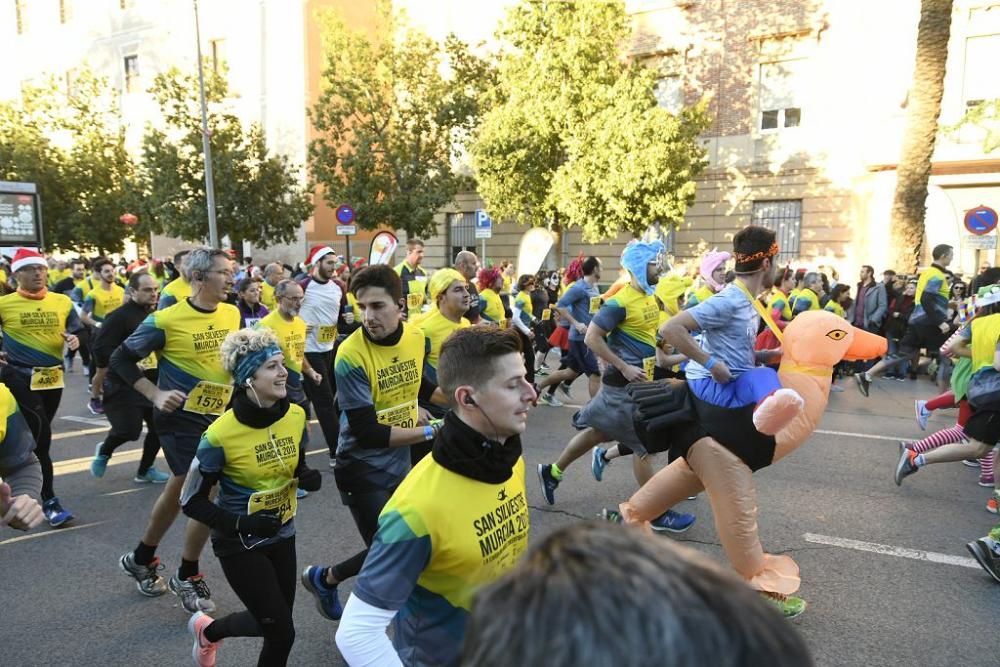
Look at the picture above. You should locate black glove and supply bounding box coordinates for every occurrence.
[237,510,282,538]
[298,466,322,492]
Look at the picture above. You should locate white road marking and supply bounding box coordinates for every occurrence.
[101,488,148,497]
[814,429,901,442]
[53,426,109,441]
[61,415,108,426]
[0,521,110,546]
[803,532,980,569]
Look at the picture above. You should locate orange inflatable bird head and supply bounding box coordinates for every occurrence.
[781,310,887,369]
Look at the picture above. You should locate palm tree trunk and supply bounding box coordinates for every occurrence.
[889,0,954,273]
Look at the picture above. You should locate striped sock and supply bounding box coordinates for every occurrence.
[980,450,996,480]
[909,425,966,454]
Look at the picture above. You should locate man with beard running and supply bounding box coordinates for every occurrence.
[89,271,169,484]
[112,248,241,613]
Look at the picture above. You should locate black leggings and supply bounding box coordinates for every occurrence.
[330,486,395,582]
[205,537,297,667]
[517,330,536,385]
[3,367,61,500]
[100,402,160,475]
[303,351,339,457]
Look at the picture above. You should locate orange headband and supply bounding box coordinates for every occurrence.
[734,242,779,264]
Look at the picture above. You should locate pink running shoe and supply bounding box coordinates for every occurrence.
[188,611,219,667]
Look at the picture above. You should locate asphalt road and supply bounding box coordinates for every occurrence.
[2,365,998,666]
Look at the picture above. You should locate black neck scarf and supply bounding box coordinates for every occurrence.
[432,411,522,484]
[232,388,290,429]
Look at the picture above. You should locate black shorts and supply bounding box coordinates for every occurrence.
[566,339,599,376]
[895,322,947,358]
[155,412,210,475]
[963,409,1000,446]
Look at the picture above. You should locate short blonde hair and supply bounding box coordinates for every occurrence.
[220,327,280,375]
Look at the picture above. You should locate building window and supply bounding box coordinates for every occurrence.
[751,200,801,262]
[15,0,26,34]
[210,39,226,74]
[654,75,684,113]
[59,0,70,24]
[963,33,1000,108]
[447,212,477,263]
[123,54,140,93]
[758,60,805,131]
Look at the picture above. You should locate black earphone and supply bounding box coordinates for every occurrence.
[464,395,476,406]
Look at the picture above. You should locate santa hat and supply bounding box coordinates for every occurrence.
[306,244,335,266]
[11,248,46,273]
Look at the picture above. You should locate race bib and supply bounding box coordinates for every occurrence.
[244,317,262,328]
[247,478,297,525]
[183,381,234,416]
[317,325,337,344]
[137,354,158,371]
[376,400,418,428]
[498,319,508,330]
[407,292,425,311]
[589,296,602,314]
[643,356,656,379]
[30,366,64,391]
[541,308,551,321]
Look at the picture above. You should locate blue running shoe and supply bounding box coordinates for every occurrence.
[42,497,74,528]
[600,508,622,523]
[135,467,170,484]
[301,566,343,620]
[296,487,309,499]
[591,446,610,482]
[537,464,559,505]
[650,509,696,534]
[90,442,109,478]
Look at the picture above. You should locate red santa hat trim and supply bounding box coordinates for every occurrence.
[307,244,335,266]
[11,248,46,272]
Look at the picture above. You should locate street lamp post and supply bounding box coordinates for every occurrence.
[193,0,219,249]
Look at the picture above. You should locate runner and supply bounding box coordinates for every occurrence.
[791,272,824,317]
[536,257,602,406]
[299,245,346,464]
[0,248,83,527]
[301,264,443,622]
[235,278,269,328]
[81,257,127,413]
[336,325,533,667]
[259,262,284,311]
[89,271,169,484]
[511,274,538,385]
[683,250,730,309]
[767,267,795,322]
[537,241,697,532]
[394,239,428,317]
[453,250,481,324]
[58,258,90,372]
[895,287,1000,486]
[0,381,45,531]
[856,244,954,396]
[411,268,470,388]
[182,327,321,667]
[158,250,192,310]
[111,247,240,612]
[476,266,507,327]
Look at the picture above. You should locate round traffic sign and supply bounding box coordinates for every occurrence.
[336,205,355,225]
[964,205,998,236]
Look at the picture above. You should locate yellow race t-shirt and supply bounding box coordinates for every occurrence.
[158,277,192,310]
[413,309,470,384]
[259,311,306,392]
[0,291,80,370]
[83,283,126,322]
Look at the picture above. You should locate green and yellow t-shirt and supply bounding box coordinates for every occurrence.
[334,322,429,491]
[412,310,469,384]
[478,288,505,328]
[354,454,528,666]
[0,291,81,373]
[824,300,847,318]
[394,261,428,313]
[0,382,39,480]
[122,299,241,425]
[187,404,308,556]
[792,289,821,317]
[513,291,534,328]
[158,277,192,310]
[592,283,659,379]
[683,284,715,310]
[259,280,277,312]
[967,313,1000,375]
[911,264,950,326]
[767,288,793,322]
[83,283,125,323]
[259,311,306,397]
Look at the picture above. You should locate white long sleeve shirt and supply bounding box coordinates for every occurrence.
[300,277,343,354]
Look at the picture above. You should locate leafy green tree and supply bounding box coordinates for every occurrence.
[946,99,1000,154]
[0,72,138,253]
[138,65,311,250]
[471,0,709,242]
[308,1,492,238]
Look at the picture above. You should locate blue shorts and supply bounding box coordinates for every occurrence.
[687,367,782,409]
[566,339,599,376]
